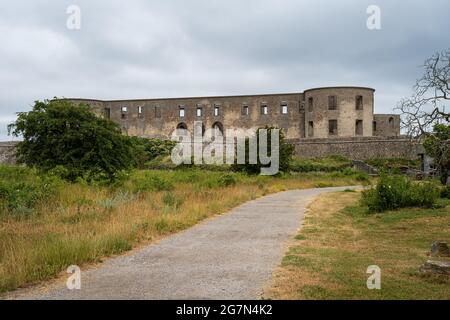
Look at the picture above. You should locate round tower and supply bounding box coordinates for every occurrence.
[303,86,374,138]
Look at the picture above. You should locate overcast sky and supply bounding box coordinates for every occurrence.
[1,0,449,140]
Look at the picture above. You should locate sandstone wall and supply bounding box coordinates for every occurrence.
[303,87,374,138]
[289,136,423,160]
[0,137,423,165]
[373,114,401,137]
[0,142,18,164]
[67,86,399,140]
[69,93,304,140]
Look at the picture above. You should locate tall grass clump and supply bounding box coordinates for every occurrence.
[162,192,184,213]
[361,174,440,212]
[96,190,136,211]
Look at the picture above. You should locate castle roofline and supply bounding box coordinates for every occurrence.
[303,86,376,93]
[63,92,302,103]
[63,86,376,103]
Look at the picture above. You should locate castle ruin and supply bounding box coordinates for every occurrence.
[67,86,422,160]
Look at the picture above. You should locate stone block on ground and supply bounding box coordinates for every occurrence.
[419,260,450,276]
[430,241,450,257]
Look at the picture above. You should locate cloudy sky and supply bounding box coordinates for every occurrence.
[1,0,449,140]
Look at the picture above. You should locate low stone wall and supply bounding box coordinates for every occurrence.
[0,137,424,165]
[288,136,424,160]
[0,142,18,165]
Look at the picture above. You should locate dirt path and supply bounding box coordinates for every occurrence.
[16,186,356,300]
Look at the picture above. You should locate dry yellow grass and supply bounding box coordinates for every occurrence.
[0,169,367,293]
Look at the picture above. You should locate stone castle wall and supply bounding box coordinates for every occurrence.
[289,136,423,160]
[0,137,422,165]
[373,114,401,137]
[0,87,412,164]
[68,86,400,140]
[303,87,375,138]
[0,142,18,165]
[69,93,304,139]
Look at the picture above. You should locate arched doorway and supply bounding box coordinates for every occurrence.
[176,122,188,135]
[388,117,394,127]
[212,121,224,136]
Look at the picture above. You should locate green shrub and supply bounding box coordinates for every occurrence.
[190,164,232,172]
[144,156,232,172]
[0,165,61,216]
[144,155,178,170]
[361,175,440,212]
[365,158,421,172]
[441,185,450,199]
[132,174,174,192]
[231,127,294,175]
[330,168,370,182]
[162,192,183,211]
[218,174,237,187]
[129,137,176,168]
[423,124,450,185]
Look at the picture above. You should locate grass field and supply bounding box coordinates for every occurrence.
[265,191,450,299]
[0,165,369,293]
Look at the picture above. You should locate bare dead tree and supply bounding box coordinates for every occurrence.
[395,49,450,183]
[395,49,450,138]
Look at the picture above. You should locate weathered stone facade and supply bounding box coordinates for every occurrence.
[289,136,423,160]
[0,142,18,165]
[67,86,400,140]
[304,87,376,138]
[69,93,304,139]
[373,114,401,137]
[0,87,420,165]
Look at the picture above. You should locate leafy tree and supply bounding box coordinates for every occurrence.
[128,136,177,168]
[423,124,450,184]
[8,99,136,181]
[232,127,294,175]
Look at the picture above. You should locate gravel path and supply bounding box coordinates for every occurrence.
[17,186,356,300]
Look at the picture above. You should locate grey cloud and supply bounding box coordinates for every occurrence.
[0,0,449,140]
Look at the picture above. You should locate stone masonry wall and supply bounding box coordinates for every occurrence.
[0,142,18,165]
[67,86,399,141]
[303,87,374,138]
[0,138,423,165]
[373,114,401,137]
[289,136,423,160]
[69,93,304,140]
